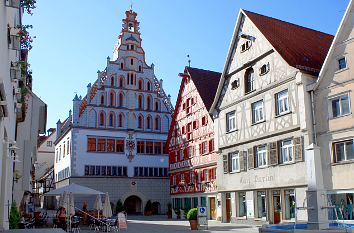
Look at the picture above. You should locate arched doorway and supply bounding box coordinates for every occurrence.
[124,195,142,214]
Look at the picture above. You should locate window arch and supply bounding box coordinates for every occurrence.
[110,92,115,106]
[118,113,123,127]
[155,116,160,130]
[147,96,151,110]
[118,93,124,107]
[99,111,105,126]
[109,112,115,127]
[138,79,143,90]
[111,76,114,86]
[100,94,105,105]
[119,76,124,87]
[147,115,152,129]
[138,115,143,129]
[147,81,151,91]
[138,95,143,109]
[245,68,255,94]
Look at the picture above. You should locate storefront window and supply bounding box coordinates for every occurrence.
[201,197,207,207]
[328,193,354,220]
[284,190,296,220]
[193,197,198,208]
[184,198,191,209]
[238,192,246,217]
[257,191,267,218]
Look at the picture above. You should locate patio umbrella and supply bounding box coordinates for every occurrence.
[94,194,103,219]
[102,192,112,218]
[69,193,75,216]
[45,183,104,196]
[61,191,69,208]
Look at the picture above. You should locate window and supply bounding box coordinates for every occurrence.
[67,140,70,155]
[173,175,176,185]
[115,140,124,153]
[138,95,143,109]
[201,116,207,126]
[47,141,52,147]
[147,96,151,110]
[203,169,209,182]
[252,100,265,123]
[99,112,105,126]
[97,139,106,152]
[231,152,240,172]
[139,66,142,72]
[147,81,151,91]
[231,79,239,90]
[284,190,296,220]
[90,166,95,175]
[226,111,236,132]
[240,40,252,52]
[111,77,114,86]
[189,172,195,184]
[137,141,145,154]
[85,166,89,176]
[245,68,255,93]
[154,142,162,155]
[88,138,96,151]
[100,95,105,105]
[155,116,160,130]
[338,57,347,70]
[119,77,124,87]
[180,149,184,160]
[110,92,115,106]
[256,145,267,167]
[155,101,159,111]
[257,191,267,218]
[238,192,247,217]
[192,121,198,130]
[174,151,178,162]
[279,139,293,163]
[120,63,124,70]
[138,115,143,129]
[209,139,214,153]
[333,139,354,162]
[118,93,124,107]
[107,139,115,152]
[131,59,134,65]
[147,116,151,129]
[146,142,153,154]
[109,113,114,127]
[259,63,270,75]
[138,80,143,90]
[63,144,66,157]
[331,93,350,118]
[118,114,123,127]
[276,90,289,115]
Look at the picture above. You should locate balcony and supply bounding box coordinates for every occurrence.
[5,0,20,8]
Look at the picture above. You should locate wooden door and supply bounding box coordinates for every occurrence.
[226,198,231,222]
[209,197,216,220]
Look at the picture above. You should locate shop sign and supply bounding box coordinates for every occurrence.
[240,175,274,185]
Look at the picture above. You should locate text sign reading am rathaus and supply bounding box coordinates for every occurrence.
[198,207,208,229]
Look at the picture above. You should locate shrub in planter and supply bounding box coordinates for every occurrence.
[187,208,198,230]
[9,201,20,229]
[144,200,153,216]
[115,199,124,214]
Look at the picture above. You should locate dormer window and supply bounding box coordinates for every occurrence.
[259,63,270,76]
[240,40,252,53]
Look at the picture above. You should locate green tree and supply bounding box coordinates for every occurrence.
[9,201,20,229]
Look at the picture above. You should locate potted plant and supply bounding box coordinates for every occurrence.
[167,203,172,219]
[144,200,153,216]
[187,208,198,230]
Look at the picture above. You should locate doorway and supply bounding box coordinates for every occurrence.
[209,197,216,220]
[273,190,282,224]
[124,195,142,214]
[225,193,231,222]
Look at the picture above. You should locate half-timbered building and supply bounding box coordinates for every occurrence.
[210,10,333,224]
[167,67,221,220]
[54,8,173,214]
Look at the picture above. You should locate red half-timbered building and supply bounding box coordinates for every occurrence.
[166,67,221,219]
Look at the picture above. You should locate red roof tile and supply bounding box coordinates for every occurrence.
[186,67,221,111]
[244,10,334,75]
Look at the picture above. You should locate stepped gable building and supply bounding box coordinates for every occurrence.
[54,8,173,214]
[313,0,354,222]
[209,10,333,224]
[166,67,221,220]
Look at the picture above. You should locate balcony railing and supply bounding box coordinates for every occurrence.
[5,0,20,8]
[8,35,20,51]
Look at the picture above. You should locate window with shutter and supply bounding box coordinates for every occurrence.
[223,154,228,173]
[294,137,303,161]
[248,148,254,169]
[240,151,247,171]
[269,142,278,165]
[228,153,233,172]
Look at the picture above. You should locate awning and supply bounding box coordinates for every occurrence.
[45,183,104,196]
[326,189,354,194]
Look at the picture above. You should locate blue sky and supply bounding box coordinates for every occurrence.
[24,0,349,130]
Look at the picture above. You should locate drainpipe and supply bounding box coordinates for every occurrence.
[310,90,317,145]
